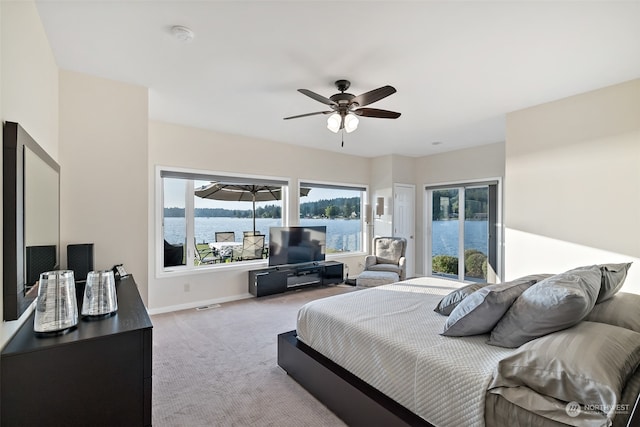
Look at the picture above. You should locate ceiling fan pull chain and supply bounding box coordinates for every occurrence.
[341,130,344,147]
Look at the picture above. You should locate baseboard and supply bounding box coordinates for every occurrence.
[147,293,253,315]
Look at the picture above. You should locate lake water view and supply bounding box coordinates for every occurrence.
[432,219,488,257]
[164,217,363,252]
[164,217,489,257]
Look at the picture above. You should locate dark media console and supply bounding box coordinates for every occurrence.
[248,261,344,297]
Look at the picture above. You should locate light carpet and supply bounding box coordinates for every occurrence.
[151,285,355,426]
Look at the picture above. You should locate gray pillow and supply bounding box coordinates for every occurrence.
[597,262,632,303]
[433,283,486,316]
[488,265,601,348]
[488,321,640,426]
[587,292,640,333]
[441,275,550,337]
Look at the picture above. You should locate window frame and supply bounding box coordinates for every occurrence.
[155,166,292,278]
[424,177,502,282]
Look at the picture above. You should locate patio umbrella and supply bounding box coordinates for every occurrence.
[195,182,311,235]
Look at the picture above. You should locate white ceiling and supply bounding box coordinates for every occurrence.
[35,1,640,158]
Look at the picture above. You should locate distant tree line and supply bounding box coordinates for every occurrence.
[432,188,488,221]
[301,197,360,219]
[164,205,282,218]
[164,197,360,219]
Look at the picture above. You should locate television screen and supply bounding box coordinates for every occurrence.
[268,226,326,266]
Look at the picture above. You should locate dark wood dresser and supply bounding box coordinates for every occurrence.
[0,275,152,426]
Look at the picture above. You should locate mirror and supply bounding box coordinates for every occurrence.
[3,122,60,320]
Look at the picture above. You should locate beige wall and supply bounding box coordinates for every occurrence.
[0,0,59,346]
[369,154,416,237]
[148,121,370,312]
[1,1,58,159]
[505,79,640,292]
[414,142,506,275]
[370,155,394,237]
[366,155,416,274]
[59,70,149,302]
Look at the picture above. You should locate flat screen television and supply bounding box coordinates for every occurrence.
[268,226,326,266]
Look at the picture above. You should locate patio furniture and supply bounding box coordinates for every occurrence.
[215,231,235,242]
[363,236,407,280]
[209,241,243,260]
[195,182,310,236]
[195,238,219,265]
[233,234,265,261]
[242,231,268,257]
[164,240,184,267]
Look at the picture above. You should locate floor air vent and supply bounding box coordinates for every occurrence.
[196,304,221,311]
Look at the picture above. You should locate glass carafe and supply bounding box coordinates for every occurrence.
[82,270,118,317]
[34,270,78,335]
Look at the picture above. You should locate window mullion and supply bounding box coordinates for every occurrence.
[458,187,465,281]
[185,180,195,267]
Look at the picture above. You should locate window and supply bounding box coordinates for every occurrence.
[160,169,288,270]
[299,181,367,254]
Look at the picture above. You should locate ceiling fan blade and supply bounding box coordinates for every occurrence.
[354,108,401,119]
[351,85,397,107]
[298,89,337,106]
[283,111,333,120]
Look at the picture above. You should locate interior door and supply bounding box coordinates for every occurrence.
[393,184,415,278]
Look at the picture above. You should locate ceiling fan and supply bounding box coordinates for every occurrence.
[284,79,401,134]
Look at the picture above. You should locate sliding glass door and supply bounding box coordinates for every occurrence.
[431,188,460,278]
[426,182,498,283]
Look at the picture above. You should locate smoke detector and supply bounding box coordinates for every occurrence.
[171,25,195,42]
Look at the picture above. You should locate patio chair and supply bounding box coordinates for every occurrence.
[194,238,219,265]
[243,231,268,257]
[233,234,265,261]
[164,240,184,267]
[363,236,407,280]
[215,231,235,242]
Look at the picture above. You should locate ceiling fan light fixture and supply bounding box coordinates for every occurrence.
[287,80,399,137]
[344,113,359,133]
[327,113,341,133]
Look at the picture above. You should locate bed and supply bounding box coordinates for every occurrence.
[277,275,640,427]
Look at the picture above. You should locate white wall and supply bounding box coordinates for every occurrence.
[148,120,370,313]
[413,142,506,275]
[1,1,58,159]
[0,0,59,347]
[59,70,149,302]
[370,156,394,237]
[505,79,640,293]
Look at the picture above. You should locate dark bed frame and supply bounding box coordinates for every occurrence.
[277,330,640,427]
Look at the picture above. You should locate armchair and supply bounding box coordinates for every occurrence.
[364,237,407,280]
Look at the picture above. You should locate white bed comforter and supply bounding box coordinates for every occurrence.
[296,277,515,427]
